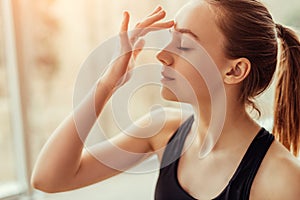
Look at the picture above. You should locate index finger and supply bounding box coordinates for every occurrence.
[136,10,167,29]
[147,5,162,17]
[137,20,174,38]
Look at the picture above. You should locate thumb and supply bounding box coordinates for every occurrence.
[133,38,145,59]
[119,11,131,53]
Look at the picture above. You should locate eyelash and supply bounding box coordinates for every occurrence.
[168,29,191,51]
[177,46,191,51]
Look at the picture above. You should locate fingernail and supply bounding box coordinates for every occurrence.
[159,10,165,15]
[156,5,162,10]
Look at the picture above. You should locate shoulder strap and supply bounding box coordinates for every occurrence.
[160,115,194,169]
[217,128,274,200]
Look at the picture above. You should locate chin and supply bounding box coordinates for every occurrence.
[160,87,179,102]
[160,85,200,105]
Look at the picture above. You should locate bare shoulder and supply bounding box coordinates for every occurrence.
[146,107,193,152]
[109,106,192,155]
[252,140,300,200]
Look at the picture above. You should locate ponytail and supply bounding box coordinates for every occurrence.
[205,0,300,156]
[274,24,300,156]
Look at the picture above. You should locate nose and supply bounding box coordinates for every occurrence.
[156,48,174,66]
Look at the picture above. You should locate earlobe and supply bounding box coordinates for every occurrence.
[224,58,251,85]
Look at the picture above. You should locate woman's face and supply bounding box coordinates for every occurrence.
[157,0,231,104]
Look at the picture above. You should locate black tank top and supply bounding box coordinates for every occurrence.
[155,115,274,200]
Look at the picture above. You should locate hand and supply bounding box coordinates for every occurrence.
[101,6,174,90]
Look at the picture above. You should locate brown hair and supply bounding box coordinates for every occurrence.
[206,0,300,156]
[274,24,300,156]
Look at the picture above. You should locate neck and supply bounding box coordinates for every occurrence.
[190,99,260,156]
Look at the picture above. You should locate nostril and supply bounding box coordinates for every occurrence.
[158,58,168,66]
[156,50,173,66]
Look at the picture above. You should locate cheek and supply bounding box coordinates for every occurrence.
[177,59,206,88]
[204,45,229,75]
[188,70,209,98]
[175,61,210,100]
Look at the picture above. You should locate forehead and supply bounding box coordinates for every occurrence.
[174,1,224,48]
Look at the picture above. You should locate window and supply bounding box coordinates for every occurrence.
[0,0,30,199]
[0,0,299,199]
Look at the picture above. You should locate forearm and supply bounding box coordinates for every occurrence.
[31,79,113,191]
[31,7,173,191]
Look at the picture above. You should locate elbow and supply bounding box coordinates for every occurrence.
[31,176,55,193]
[31,173,66,193]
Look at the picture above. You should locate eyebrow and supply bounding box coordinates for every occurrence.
[174,24,199,40]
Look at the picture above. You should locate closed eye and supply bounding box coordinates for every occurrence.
[177,46,191,51]
[168,29,193,51]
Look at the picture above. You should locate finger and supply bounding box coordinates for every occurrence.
[130,10,167,44]
[148,5,162,17]
[129,31,139,46]
[133,49,143,60]
[135,6,163,31]
[120,11,130,33]
[120,11,132,52]
[136,10,166,29]
[134,38,145,51]
[137,20,174,38]
[133,39,145,59]
[150,20,175,29]
[129,20,173,45]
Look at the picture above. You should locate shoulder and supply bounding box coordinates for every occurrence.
[252,140,300,199]
[119,107,192,152]
[145,107,193,152]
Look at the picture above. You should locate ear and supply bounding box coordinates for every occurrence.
[224,58,251,85]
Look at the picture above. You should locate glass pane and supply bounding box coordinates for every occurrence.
[0,1,18,191]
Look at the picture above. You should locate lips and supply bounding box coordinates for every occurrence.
[161,71,175,81]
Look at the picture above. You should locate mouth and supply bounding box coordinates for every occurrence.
[161,71,175,81]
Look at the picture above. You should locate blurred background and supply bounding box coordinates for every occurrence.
[0,0,299,199]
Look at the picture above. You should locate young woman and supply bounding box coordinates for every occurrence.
[31,0,300,199]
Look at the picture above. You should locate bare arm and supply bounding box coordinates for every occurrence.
[31,7,174,193]
[267,143,300,200]
[253,141,300,199]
